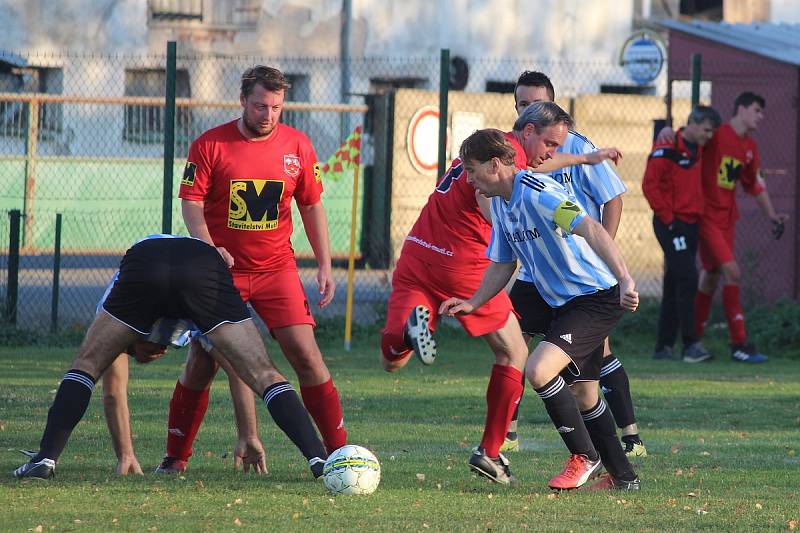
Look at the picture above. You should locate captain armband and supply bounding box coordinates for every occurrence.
[553,200,584,233]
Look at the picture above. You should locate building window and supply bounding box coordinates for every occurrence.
[149,0,202,22]
[123,68,192,144]
[0,65,63,139]
[283,74,310,132]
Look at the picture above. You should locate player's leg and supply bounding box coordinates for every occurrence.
[157,340,219,473]
[245,268,347,453]
[380,258,438,371]
[503,280,553,452]
[14,312,141,479]
[695,221,728,341]
[572,379,640,491]
[652,215,680,358]
[467,312,528,484]
[205,320,328,476]
[599,338,646,457]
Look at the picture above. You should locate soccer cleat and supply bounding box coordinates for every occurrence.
[582,472,641,491]
[468,448,518,485]
[623,440,648,458]
[404,305,437,365]
[652,346,673,360]
[682,342,713,363]
[154,456,188,474]
[731,343,768,364]
[548,454,602,490]
[309,457,325,480]
[13,457,55,479]
[499,434,520,453]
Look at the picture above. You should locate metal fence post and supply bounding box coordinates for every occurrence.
[162,41,177,235]
[437,48,450,181]
[6,209,21,325]
[691,53,702,109]
[51,213,62,335]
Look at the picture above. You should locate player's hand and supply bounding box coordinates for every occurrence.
[317,267,336,308]
[771,213,789,240]
[656,126,675,144]
[216,246,235,268]
[115,454,144,475]
[439,297,475,316]
[618,277,639,312]
[233,437,267,474]
[586,147,623,166]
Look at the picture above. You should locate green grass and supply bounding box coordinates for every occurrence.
[1,308,799,532]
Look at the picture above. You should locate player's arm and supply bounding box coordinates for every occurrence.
[182,199,234,268]
[102,354,144,475]
[534,148,622,173]
[439,260,517,316]
[571,216,638,312]
[754,188,789,230]
[298,201,336,307]
[601,195,623,239]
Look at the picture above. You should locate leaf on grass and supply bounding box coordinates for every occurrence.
[671,445,680,454]
[416,473,425,481]
[697,509,708,515]
[33,526,43,532]
[422,524,430,529]
[788,519,797,530]
[698,438,705,444]
[233,518,242,526]
[547,493,557,500]
[195,480,204,490]
[487,493,493,499]
[74,520,81,524]
[675,468,683,476]
[667,498,677,505]
[688,492,698,497]
[701,451,711,456]
[756,503,763,509]
[292,512,300,519]
[234,498,242,505]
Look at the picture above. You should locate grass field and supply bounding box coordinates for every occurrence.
[1,305,799,532]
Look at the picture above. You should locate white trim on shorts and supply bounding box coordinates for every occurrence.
[100,306,151,336]
[201,317,253,336]
[539,340,596,383]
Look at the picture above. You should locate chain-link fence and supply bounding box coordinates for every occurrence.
[1,50,794,333]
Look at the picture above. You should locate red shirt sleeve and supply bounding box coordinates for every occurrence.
[641,147,674,225]
[293,134,323,206]
[179,136,214,201]
[740,141,765,196]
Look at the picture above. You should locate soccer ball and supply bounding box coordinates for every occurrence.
[323,445,381,495]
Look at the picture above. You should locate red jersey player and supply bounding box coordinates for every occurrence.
[155,66,346,474]
[693,92,787,363]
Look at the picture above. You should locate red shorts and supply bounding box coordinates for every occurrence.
[232,269,315,330]
[698,222,735,271]
[382,253,514,343]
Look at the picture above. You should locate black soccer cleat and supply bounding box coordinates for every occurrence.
[468,447,518,485]
[309,457,325,480]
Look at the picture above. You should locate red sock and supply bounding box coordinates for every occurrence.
[480,364,524,458]
[722,284,747,345]
[300,379,347,453]
[380,333,412,362]
[165,381,210,461]
[694,290,713,339]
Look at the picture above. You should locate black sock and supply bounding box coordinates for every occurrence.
[535,375,597,461]
[621,434,642,445]
[599,356,637,429]
[262,382,327,463]
[35,369,96,462]
[581,398,637,481]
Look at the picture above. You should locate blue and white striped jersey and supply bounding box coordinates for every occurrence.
[96,234,204,348]
[487,170,617,307]
[518,131,626,283]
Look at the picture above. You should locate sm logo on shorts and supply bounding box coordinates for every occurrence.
[717,156,742,190]
[228,179,285,231]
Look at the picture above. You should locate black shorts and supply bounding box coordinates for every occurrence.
[102,237,250,335]
[511,280,623,384]
[509,279,554,337]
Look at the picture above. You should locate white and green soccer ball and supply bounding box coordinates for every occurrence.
[323,445,381,495]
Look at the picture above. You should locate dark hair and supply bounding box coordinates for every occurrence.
[513,101,573,133]
[240,65,291,98]
[687,105,721,128]
[514,71,555,103]
[733,91,765,115]
[459,128,518,166]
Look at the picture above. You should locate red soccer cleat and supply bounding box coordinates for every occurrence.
[548,454,602,490]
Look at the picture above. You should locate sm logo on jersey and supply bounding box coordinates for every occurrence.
[717,156,742,190]
[228,179,285,231]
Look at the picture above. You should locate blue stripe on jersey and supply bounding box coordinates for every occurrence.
[519,130,627,283]
[488,170,617,307]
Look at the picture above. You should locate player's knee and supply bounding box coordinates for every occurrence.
[721,263,741,284]
[525,359,555,389]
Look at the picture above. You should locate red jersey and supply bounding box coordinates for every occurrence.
[641,128,705,225]
[701,123,764,227]
[179,121,323,272]
[402,131,527,269]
